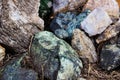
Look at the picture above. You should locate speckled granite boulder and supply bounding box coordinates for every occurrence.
[30,31,83,80]
[72,29,97,63]
[0,54,38,80]
[50,10,90,39]
[39,0,52,18]
[100,43,120,71]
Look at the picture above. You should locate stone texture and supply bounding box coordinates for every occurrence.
[30,31,83,80]
[53,0,87,13]
[96,19,120,43]
[0,54,38,80]
[72,29,97,63]
[0,45,5,65]
[83,0,119,18]
[39,0,52,18]
[50,10,90,39]
[100,44,120,71]
[0,0,44,53]
[81,8,112,36]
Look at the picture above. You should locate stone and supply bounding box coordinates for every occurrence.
[0,45,5,65]
[53,0,87,14]
[50,10,90,39]
[30,31,83,80]
[81,8,112,36]
[39,0,52,18]
[0,54,38,80]
[96,19,120,43]
[83,0,119,18]
[0,0,44,53]
[72,29,97,63]
[100,44,120,71]
[116,0,120,7]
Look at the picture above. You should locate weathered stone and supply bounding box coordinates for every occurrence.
[39,0,52,18]
[50,10,90,39]
[53,0,87,14]
[116,0,120,7]
[0,0,44,53]
[83,0,119,18]
[30,31,83,80]
[0,54,38,80]
[81,8,112,36]
[100,44,120,71]
[72,29,97,63]
[96,19,120,43]
[0,45,5,65]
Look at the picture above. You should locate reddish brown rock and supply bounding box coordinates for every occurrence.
[83,0,119,18]
[72,29,97,63]
[96,19,120,43]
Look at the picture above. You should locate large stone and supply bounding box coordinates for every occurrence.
[100,44,120,71]
[96,19,120,43]
[72,29,97,63]
[83,0,119,18]
[0,45,5,65]
[30,31,83,80]
[50,10,90,39]
[0,54,38,80]
[53,0,87,14]
[81,8,112,36]
[0,0,44,53]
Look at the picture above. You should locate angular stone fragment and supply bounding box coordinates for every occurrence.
[0,54,38,80]
[72,29,97,63]
[0,45,5,65]
[81,8,112,36]
[83,0,119,18]
[30,31,83,80]
[50,10,90,39]
[0,0,44,53]
[100,44,120,71]
[96,19,120,43]
[53,0,87,13]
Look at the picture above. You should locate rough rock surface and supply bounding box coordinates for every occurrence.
[0,0,44,53]
[50,10,90,39]
[81,8,112,36]
[30,31,83,80]
[96,19,120,43]
[100,44,120,71]
[0,54,38,80]
[0,45,5,65]
[39,0,52,18]
[53,0,87,13]
[83,0,119,18]
[72,29,97,63]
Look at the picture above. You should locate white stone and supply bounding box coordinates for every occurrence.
[0,45,5,63]
[81,8,112,36]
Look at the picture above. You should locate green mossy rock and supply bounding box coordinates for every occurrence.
[30,31,83,80]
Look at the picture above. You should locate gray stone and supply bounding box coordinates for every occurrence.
[30,31,83,80]
[0,54,38,80]
[100,44,120,71]
[53,0,87,13]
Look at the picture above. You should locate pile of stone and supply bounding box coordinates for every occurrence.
[0,0,120,80]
